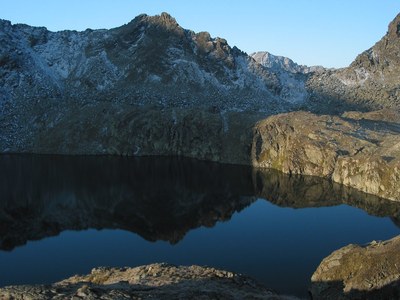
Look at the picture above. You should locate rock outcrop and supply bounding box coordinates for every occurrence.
[311,236,400,299]
[252,109,400,201]
[0,263,298,299]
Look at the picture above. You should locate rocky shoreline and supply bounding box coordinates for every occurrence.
[0,263,298,300]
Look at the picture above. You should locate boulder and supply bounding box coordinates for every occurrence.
[311,236,400,299]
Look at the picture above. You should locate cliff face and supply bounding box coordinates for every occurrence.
[252,109,400,201]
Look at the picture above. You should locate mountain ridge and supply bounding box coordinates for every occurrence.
[0,12,399,200]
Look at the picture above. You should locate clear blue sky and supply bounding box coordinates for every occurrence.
[2,0,400,68]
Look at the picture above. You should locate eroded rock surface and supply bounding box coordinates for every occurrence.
[311,236,400,299]
[252,109,400,201]
[0,263,298,299]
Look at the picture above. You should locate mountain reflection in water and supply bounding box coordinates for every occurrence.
[1,154,400,296]
[1,154,399,251]
[0,155,257,250]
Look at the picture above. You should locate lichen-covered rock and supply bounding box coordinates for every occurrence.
[0,263,298,299]
[252,109,400,201]
[310,236,400,299]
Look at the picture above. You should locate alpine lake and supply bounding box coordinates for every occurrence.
[1,155,399,298]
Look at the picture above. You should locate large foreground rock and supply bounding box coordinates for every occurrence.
[310,236,400,299]
[0,263,297,299]
[252,109,400,201]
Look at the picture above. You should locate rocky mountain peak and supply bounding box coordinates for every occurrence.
[0,19,11,29]
[141,12,181,32]
[121,12,183,38]
[349,13,400,73]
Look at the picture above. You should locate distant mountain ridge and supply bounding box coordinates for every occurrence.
[251,51,325,74]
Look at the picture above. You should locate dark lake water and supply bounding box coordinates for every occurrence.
[1,155,399,297]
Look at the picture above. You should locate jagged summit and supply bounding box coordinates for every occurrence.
[123,12,182,34]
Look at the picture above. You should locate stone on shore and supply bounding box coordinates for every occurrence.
[310,235,400,299]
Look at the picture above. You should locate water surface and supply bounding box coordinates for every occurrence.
[0,155,399,297]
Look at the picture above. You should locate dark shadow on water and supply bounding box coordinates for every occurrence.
[0,155,256,250]
[1,154,400,251]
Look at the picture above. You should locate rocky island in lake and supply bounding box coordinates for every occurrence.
[0,9,400,300]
